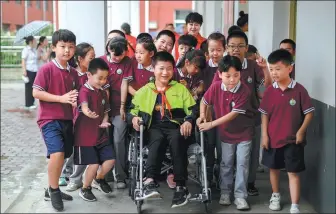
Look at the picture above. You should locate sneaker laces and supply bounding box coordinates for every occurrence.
[270,194,280,203]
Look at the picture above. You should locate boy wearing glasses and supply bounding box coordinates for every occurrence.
[212,30,272,196]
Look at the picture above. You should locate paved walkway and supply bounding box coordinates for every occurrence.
[1,82,316,213]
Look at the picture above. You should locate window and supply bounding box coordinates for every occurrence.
[36,1,41,9]
[44,0,48,11]
[174,10,192,34]
[15,0,21,4]
[27,0,32,7]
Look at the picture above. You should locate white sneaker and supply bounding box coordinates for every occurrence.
[269,193,281,211]
[219,194,231,205]
[66,182,82,192]
[290,205,300,213]
[29,105,37,110]
[234,198,249,210]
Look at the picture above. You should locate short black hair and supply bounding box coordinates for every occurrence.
[107,37,128,56]
[227,30,248,45]
[208,32,226,48]
[267,49,293,66]
[37,36,47,49]
[178,34,198,48]
[176,49,206,70]
[200,40,208,54]
[279,39,296,51]
[137,37,157,54]
[24,35,35,45]
[49,51,56,60]
[152,51,175,67]
[137,33,153,42]
[185,12,203,25]
[120,23,131,35]
[88,58,109,75]
[156,30,176,46]
[237,11,248,27]
[246,44,258,58]
[218,55,242,73]
[228,25,242,35]
[52,29,76,47]
[107,29,125,38]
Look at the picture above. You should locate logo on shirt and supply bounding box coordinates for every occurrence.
[73,81,75,88]
[289,98,296,106]
[231,101,236,108]
[116,69,123,75]
[149,76,155,82]
[102,99,105,105]
[247,76,253,83]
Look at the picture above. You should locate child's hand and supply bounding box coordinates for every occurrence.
[85,109,99,119]
[60,90,78,105]
[120,108,126,121]
[71,101,77,108]
[198,122,212,131]
[261,135,269,150]
[256,56,267,69]
[180,121,192,137]
[180,80,187,87]
[132,117,141,131]
[296,130,305,144]
[99,121,111,128]
[196,116,207,127]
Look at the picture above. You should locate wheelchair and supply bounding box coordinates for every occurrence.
[127,119,212,214]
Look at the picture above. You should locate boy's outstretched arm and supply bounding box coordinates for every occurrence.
[198,111,239,131]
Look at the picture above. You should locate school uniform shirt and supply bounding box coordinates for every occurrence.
[203,59,218,92]
[173,68,204,94]
[73,69,88,123]
[100,55,133,117]
[258,80,315,149]
[212,58,265,125]
[74,83,110,147]
[130,63,155,91]
[33,59,79,129]
[203,81,254,144]
[22,46,38,72]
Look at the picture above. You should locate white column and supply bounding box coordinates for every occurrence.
[52,0,57,31]
[58,1,107,56]
[107,1,140,35]
[248,1,290,57]
[24,0,28,24]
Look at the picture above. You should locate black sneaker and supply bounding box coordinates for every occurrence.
[47,187,64,211]
[247,183,259,196]
[142,181,161,199]
[79,187,97,202]
[92,179,113,194]
[105,170,115,182]
[44,188,73,201]
[171,186,191,208]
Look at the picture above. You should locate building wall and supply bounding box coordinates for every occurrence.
[1,0,53,33]
[295,2,335,212]
[249,1,335,213]
[147,1,192,32]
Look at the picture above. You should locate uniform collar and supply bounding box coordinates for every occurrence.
[221,81,241,93]
[208,59,218,67]
[272,79,297,89]
[242,58,248,69]
[137,63,154,72]
[76,67,86,76]
[52,59,71,72]
[84,82,103,91]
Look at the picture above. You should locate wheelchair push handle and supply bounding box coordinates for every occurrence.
[138,118,144,126]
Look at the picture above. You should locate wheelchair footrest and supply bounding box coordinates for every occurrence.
[188,193,210,203]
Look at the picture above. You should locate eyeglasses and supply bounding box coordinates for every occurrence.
[227,45,247,50]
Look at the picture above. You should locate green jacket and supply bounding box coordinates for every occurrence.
[129,80,196,128]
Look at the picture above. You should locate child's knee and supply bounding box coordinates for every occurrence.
[103,159,115,166]
[288,172,300,179]
[88,164,100,170]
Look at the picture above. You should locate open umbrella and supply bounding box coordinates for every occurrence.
[14,20,51,44]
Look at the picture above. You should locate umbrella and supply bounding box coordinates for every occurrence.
[14,20,51,44]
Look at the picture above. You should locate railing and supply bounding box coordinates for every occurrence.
[0,36,51,68]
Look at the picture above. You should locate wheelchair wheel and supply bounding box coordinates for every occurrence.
[129,166,137,200]
[136,200,143,214]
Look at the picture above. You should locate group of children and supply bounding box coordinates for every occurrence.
[32,11,314,213]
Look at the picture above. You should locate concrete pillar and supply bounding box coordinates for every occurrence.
[58,1,107,56]
[107,1,140,36]
[248,1,290,57]
[194,1,223,37]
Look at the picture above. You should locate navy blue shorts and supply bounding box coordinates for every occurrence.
[41,120,74,159]
[74,141,116,165]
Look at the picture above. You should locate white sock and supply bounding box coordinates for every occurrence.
[272,192,280,197]
[291,204,299,209]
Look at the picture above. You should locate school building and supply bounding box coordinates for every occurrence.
[0,0,53,33]
[39,1,336,213]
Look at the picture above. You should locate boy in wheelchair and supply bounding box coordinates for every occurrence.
[128,52,196,208]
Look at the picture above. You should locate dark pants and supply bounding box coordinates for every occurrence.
[146,122,188,185]
[25,70,36,107]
